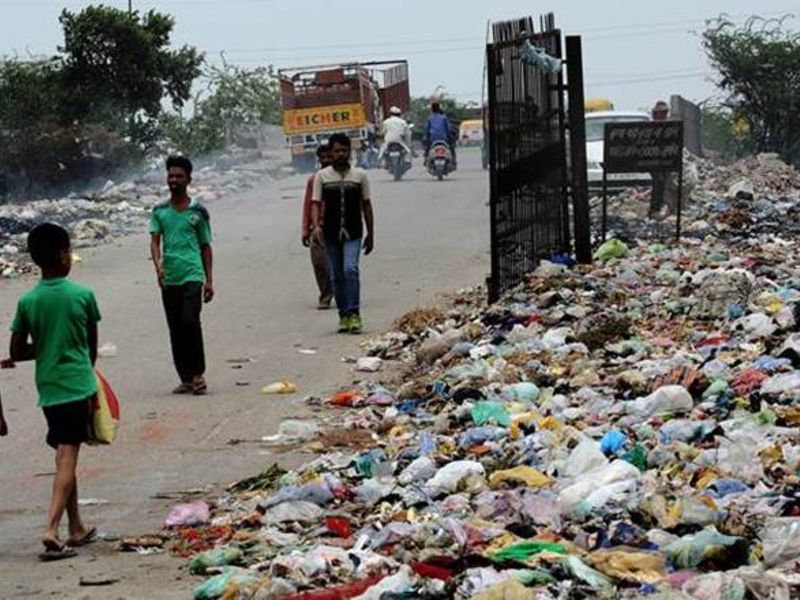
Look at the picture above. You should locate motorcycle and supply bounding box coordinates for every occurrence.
[384,142,411,181]
[426,141,455,181]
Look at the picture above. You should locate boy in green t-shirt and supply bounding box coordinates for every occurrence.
[150,156,214,395]
[0,223,101,558]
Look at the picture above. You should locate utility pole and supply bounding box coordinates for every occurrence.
[128,0,132,15]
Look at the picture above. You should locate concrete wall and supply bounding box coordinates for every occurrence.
[670,95,703,156]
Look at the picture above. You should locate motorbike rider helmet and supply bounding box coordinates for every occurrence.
[389,106,402,116]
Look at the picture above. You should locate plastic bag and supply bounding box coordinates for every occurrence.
[426,461,485,496]
[490,540,567,563]
[474,580,536,600]
[599,430,627,455]
[681,572,746,600]
[90,369,120,445]
[761,517,800,567]
[398,456,437,485]
[588,550,666,584]
[471,401,511,426]
[193,567,259,600]
[353,566,413,600]
[188,547,243,574]
[627,385,693,417]
[593,238,629,261]
[489,466,551,489]
[663,528,749,570]
[356,357,383,372]
[502,382,540,402]
[165,501,210,527]
[563,436,608,478]
[562,556,615,596]
[558,460,640,517]
[264,500,323,524]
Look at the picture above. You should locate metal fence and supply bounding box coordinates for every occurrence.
[486,15,579,303]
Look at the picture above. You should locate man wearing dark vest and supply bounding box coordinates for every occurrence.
[310,133,375,334]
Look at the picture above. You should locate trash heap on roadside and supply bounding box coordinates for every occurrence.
[600,152,800,244]
[0,140,291,278]
[132,156,800,599]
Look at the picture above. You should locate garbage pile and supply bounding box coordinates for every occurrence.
[599,152,800,244]
[143,217,800,598]
[0,145,292,277]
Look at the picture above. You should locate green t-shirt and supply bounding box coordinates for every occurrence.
[149,200,212,286]
[11,278,101,407]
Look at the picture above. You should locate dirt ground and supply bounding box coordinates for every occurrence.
[0,150,489,599]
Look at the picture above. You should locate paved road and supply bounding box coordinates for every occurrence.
[0,150,489,598]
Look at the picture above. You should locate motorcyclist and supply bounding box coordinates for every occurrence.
[377,106,412,166]
[424,101,456,168]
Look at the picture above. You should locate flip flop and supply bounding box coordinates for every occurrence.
[66,526,97,548]
[38,547,78,562]
[172,383,193,394]
[42,537,65,552]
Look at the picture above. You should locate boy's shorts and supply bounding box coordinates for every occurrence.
[42,396,95,449]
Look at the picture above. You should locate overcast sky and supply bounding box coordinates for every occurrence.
[1,0,797,111]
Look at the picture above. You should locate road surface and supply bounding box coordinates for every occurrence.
[0,150,489,599]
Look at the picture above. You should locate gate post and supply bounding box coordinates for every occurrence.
[566,35,592,264]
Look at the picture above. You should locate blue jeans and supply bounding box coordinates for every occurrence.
[325,238,361,317]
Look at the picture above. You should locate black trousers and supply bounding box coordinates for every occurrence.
[161,282,205,383]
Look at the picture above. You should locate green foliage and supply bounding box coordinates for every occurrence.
[0,5,202,199]
[700,105,755,159]
[702,15,800,165]
[58,5,203,146]
[162,64,281,156]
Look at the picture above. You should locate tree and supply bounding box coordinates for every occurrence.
[58,5,203,147]
[161,63,281,156]
[702,15,800,165]
[0,6,203,199]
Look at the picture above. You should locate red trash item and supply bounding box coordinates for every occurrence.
[325,516,353,538]
[411,561,455,581]
[328,391,363,407]
[282,575,386,600]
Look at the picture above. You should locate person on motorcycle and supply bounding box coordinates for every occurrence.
[377,106,412,167]
[424,101,456,168]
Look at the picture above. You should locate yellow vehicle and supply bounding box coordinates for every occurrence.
[585,98,614,113]
[458,119,484,146]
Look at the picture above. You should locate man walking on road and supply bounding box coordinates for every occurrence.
[302,144,333,309]
[150,156,213,395]
[310,133,375,334]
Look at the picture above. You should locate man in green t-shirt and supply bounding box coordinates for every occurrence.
[0,223,101,558]
[150,156,214,395]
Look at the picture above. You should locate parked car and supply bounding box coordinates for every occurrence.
[586,111,652,189]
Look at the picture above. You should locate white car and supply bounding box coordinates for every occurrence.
[586,111,652,189]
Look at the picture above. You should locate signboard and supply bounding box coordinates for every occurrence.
[283,103,366,135]
[603,121,684,173]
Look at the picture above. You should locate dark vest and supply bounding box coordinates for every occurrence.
[321,172,364,241]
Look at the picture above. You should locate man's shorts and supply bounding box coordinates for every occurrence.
[42,396,95,449]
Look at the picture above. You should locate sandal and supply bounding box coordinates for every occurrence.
[191,378,207,396]
[66,526,97,548]
[172,383,194,394]
[39,547,78,562]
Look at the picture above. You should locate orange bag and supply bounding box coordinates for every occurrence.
[90,370,120,445]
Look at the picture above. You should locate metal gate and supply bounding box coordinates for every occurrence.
[486,14,589,302]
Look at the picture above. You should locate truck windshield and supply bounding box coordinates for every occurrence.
[586,116,649,142]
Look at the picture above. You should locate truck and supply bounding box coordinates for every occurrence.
[279,60,410,171]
